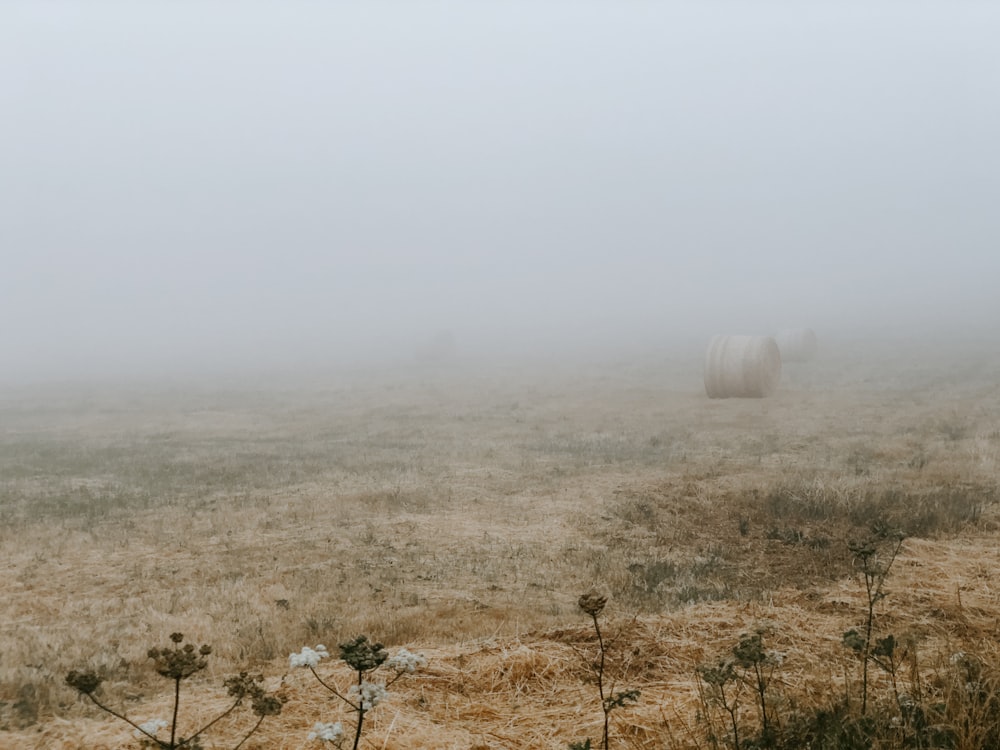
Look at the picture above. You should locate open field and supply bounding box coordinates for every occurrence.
[2,336,1000,748]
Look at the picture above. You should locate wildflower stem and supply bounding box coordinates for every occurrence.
[751,660,770,738]
[308,666,357,709]
[352,707,366,750]
[184,698,243,745]
[352,671,366,750]
[170,676,181,748]
[80,691,163,744]
[725,692,740,750]
[590,611,610,750]
[853,534,904,715]
[231,714,265,750]
[385,670,407,689]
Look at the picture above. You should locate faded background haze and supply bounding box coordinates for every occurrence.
[2,1,998,382]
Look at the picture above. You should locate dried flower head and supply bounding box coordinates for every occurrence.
[66,669,102,695]
[578,592,608,617]
[339,635,388,673]
[251,692,285,717]
[348,681,387,711]
[224,671,264,700]
[147,633,211,680]
[697,657,738,687]
[308,721,344,742]
[222,671,283,716]
[290,645,329,668]
[385,648,427,674]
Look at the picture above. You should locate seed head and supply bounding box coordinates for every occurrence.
[308,721,344,742]
[349,681,388,710]
[339,635,388,673]
[578,592,608,617]
[290,645,329,668]
[252,692,285,717]
[66,669,102,695]
[148,634,212,680]
[385,648,428,674]
[224,671,264,700]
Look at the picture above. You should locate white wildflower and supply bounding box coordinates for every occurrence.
[349,680,387,710]
[307,720,344,742]
[290,645,329,668]
[134,718,168,738]
[386,647,427,673]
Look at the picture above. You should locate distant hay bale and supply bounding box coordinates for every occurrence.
[703,335,782,399]
[775,328,818,363]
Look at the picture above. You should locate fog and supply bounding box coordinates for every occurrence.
[2,1,998,383]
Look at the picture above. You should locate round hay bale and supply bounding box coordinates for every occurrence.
[775,328,818,363]
[703,335,782,398]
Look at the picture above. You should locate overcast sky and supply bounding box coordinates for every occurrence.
[2,1,998,380]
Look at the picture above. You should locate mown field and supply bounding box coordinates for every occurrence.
[2,335,999,749]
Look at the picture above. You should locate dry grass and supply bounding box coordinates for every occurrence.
[1,339,999,747]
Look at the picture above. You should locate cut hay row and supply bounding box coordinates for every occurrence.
[11,531,1000,750]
